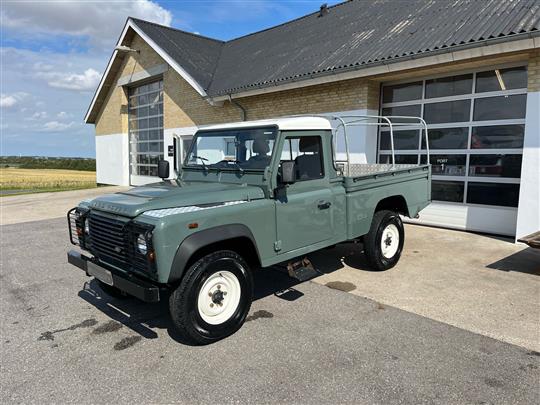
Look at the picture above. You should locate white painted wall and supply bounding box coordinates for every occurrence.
[407,203,518,237]
[95,133,129,186]
[516,91,540,240]
[164,126,198,179]
[130,175,160,186]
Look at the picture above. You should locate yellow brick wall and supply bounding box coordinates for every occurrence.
[165,74,380,128]
[94,71,128,136]
[95,35,167,135]
[528,49,540,92]
[163,68,237,128]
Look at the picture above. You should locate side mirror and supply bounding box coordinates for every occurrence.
[158,159,170,179]
[281,161,296,184]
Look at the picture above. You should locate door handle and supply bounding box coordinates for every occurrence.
[318,201,331,210]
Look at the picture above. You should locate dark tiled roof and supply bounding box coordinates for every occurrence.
[131,18,224,90]
[134,0,540,97]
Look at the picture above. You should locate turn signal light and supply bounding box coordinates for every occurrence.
[188,223,198,229]
[148,250,155,261]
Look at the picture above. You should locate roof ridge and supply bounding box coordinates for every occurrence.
[206,41,227,92]
[128,17,225,43]
[225,0,352,44]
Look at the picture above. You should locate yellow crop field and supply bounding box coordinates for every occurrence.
[0,168,96,195]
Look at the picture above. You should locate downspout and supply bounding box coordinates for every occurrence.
[227,94,247,121]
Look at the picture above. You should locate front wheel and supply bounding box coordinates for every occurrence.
[169,250,253,345]
[364,210,404,271]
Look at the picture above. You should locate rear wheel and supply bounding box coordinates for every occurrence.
[364,210,404,271]
[169,250,253,345]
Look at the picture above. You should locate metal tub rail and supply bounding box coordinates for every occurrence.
[285,114,429,177]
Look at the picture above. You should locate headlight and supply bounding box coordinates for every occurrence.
[136,234,148,255]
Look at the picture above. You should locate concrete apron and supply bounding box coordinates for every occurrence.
[0,186,129,226]
[311,224,540,352]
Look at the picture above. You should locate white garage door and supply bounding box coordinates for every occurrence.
[379,64,528,236]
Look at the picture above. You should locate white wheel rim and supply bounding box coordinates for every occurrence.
[197,270,241,325]
[380,224,400,259]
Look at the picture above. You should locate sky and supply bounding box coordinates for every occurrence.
[0,0,340,158]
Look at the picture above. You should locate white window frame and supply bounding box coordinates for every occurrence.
[128,79,164,178]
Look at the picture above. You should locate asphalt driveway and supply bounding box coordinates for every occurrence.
[1,216,539,404]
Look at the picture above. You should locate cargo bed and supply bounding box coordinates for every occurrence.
[341,164,431,190]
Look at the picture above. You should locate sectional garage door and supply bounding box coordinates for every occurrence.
[379,64,528,236]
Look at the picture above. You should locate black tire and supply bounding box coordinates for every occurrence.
[364,210,404,271]
[169,250,253,345]
[97,280,128,299]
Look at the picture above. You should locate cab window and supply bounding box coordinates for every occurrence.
[280,136,324,181]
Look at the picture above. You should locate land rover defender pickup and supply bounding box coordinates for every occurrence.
[67,115,431,344]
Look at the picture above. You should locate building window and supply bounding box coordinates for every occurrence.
[224,138,236,159]
[380,65,526,208]
[128,80,164,177]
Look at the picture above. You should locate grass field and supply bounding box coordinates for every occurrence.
[0,168,97,196]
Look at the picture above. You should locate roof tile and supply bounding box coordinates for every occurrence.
[133,0,539,97]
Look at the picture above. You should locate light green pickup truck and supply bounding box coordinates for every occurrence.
[68,115,431,344]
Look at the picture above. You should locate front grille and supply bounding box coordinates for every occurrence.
[86,211,156,275]
[88,212,130,269]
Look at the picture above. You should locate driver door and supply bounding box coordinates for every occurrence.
[274,133,334,254]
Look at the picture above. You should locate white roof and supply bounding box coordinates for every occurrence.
[199,116,333,132]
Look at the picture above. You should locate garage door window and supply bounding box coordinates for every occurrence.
[128,80,164,177]
[379,65,526,208]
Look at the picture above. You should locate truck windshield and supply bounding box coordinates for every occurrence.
[184,126,277,171]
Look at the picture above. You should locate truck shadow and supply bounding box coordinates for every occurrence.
[78,280,165,340]
[77,243,372,345]
[308,242,374,273]
[77,265,326,345]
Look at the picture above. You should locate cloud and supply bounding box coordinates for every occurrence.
[43,68,102,91]
[57,111,71,119]
[31,111,48,120]
[42,121,75,132]
[1,95,17,108]
[1,0,172,49]
[0,92,29,108]
[33,62,54,72]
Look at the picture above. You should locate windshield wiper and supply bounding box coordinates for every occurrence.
[192,155,208,170]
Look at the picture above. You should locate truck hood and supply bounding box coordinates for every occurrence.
[87,182,265,217]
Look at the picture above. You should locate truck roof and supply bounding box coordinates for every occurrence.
[199,116,333,132]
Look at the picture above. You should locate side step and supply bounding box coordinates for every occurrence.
[286,257,320,282]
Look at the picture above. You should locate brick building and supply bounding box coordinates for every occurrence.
[85,0,540,238]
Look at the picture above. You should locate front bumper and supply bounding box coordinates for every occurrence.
[67,250,160,302]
